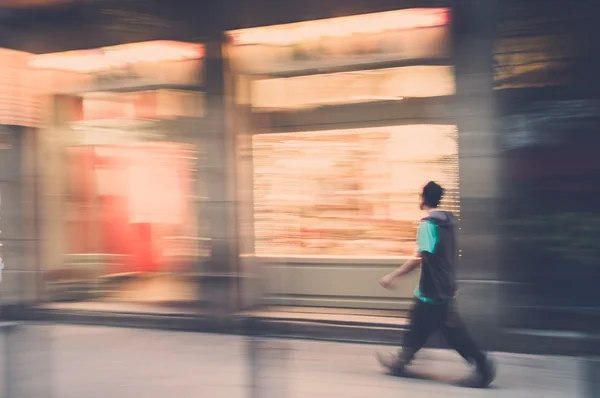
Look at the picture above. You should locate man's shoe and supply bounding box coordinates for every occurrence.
[461,356,496,388]
[376,352,408,376]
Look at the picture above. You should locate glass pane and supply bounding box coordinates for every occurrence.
[60,140,206,305]
[41,117,209,309]
[34,42,208,312]
[252,125,459,258]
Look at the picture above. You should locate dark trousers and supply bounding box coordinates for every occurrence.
[400,299,486,366]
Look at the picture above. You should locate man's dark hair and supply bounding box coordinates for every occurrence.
[422,181,444,208]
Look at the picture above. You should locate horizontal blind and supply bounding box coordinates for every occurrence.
[252,124,459,258]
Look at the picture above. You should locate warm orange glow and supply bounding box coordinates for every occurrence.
[82,96,133,121]
[250,66,455,110]
[0,48,39,127]
[229,8,449,46]
[81,90,203,121]
[65,143,199,274]
[251,125,459,258]
[29,41,205,73]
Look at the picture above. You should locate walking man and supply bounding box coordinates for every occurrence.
[377,181,496,388]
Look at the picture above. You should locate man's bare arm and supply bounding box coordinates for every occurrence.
[390,256,421,279]
[380,253,421,289]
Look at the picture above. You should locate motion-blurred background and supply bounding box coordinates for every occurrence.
[0,0,598,396]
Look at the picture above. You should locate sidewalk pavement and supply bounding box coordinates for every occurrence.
[1,324,585,398]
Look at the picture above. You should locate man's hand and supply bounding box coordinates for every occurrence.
[379,274,396,290]
[379,256,422,290]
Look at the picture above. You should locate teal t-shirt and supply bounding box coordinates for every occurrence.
[414,220,444,304]
[417,220,438,254]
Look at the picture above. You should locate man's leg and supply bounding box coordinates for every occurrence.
[377,300,438,374]
[440,302,496,388]
[400,300,438,363]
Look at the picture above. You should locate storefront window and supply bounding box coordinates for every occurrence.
[32,41,208,309]
[230,10,457,259]
[252,125,459,258]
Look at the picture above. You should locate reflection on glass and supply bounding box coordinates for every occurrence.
[252,125,459,258]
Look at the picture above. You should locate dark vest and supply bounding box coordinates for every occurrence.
[419,212,458,302]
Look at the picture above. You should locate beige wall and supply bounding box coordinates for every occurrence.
[249,256,418,310]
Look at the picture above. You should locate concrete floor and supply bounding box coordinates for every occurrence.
[1,323,585,398]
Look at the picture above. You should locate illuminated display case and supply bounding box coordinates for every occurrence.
[33,41,209,307]
[228,8,458,309]
[229,8,457,258]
